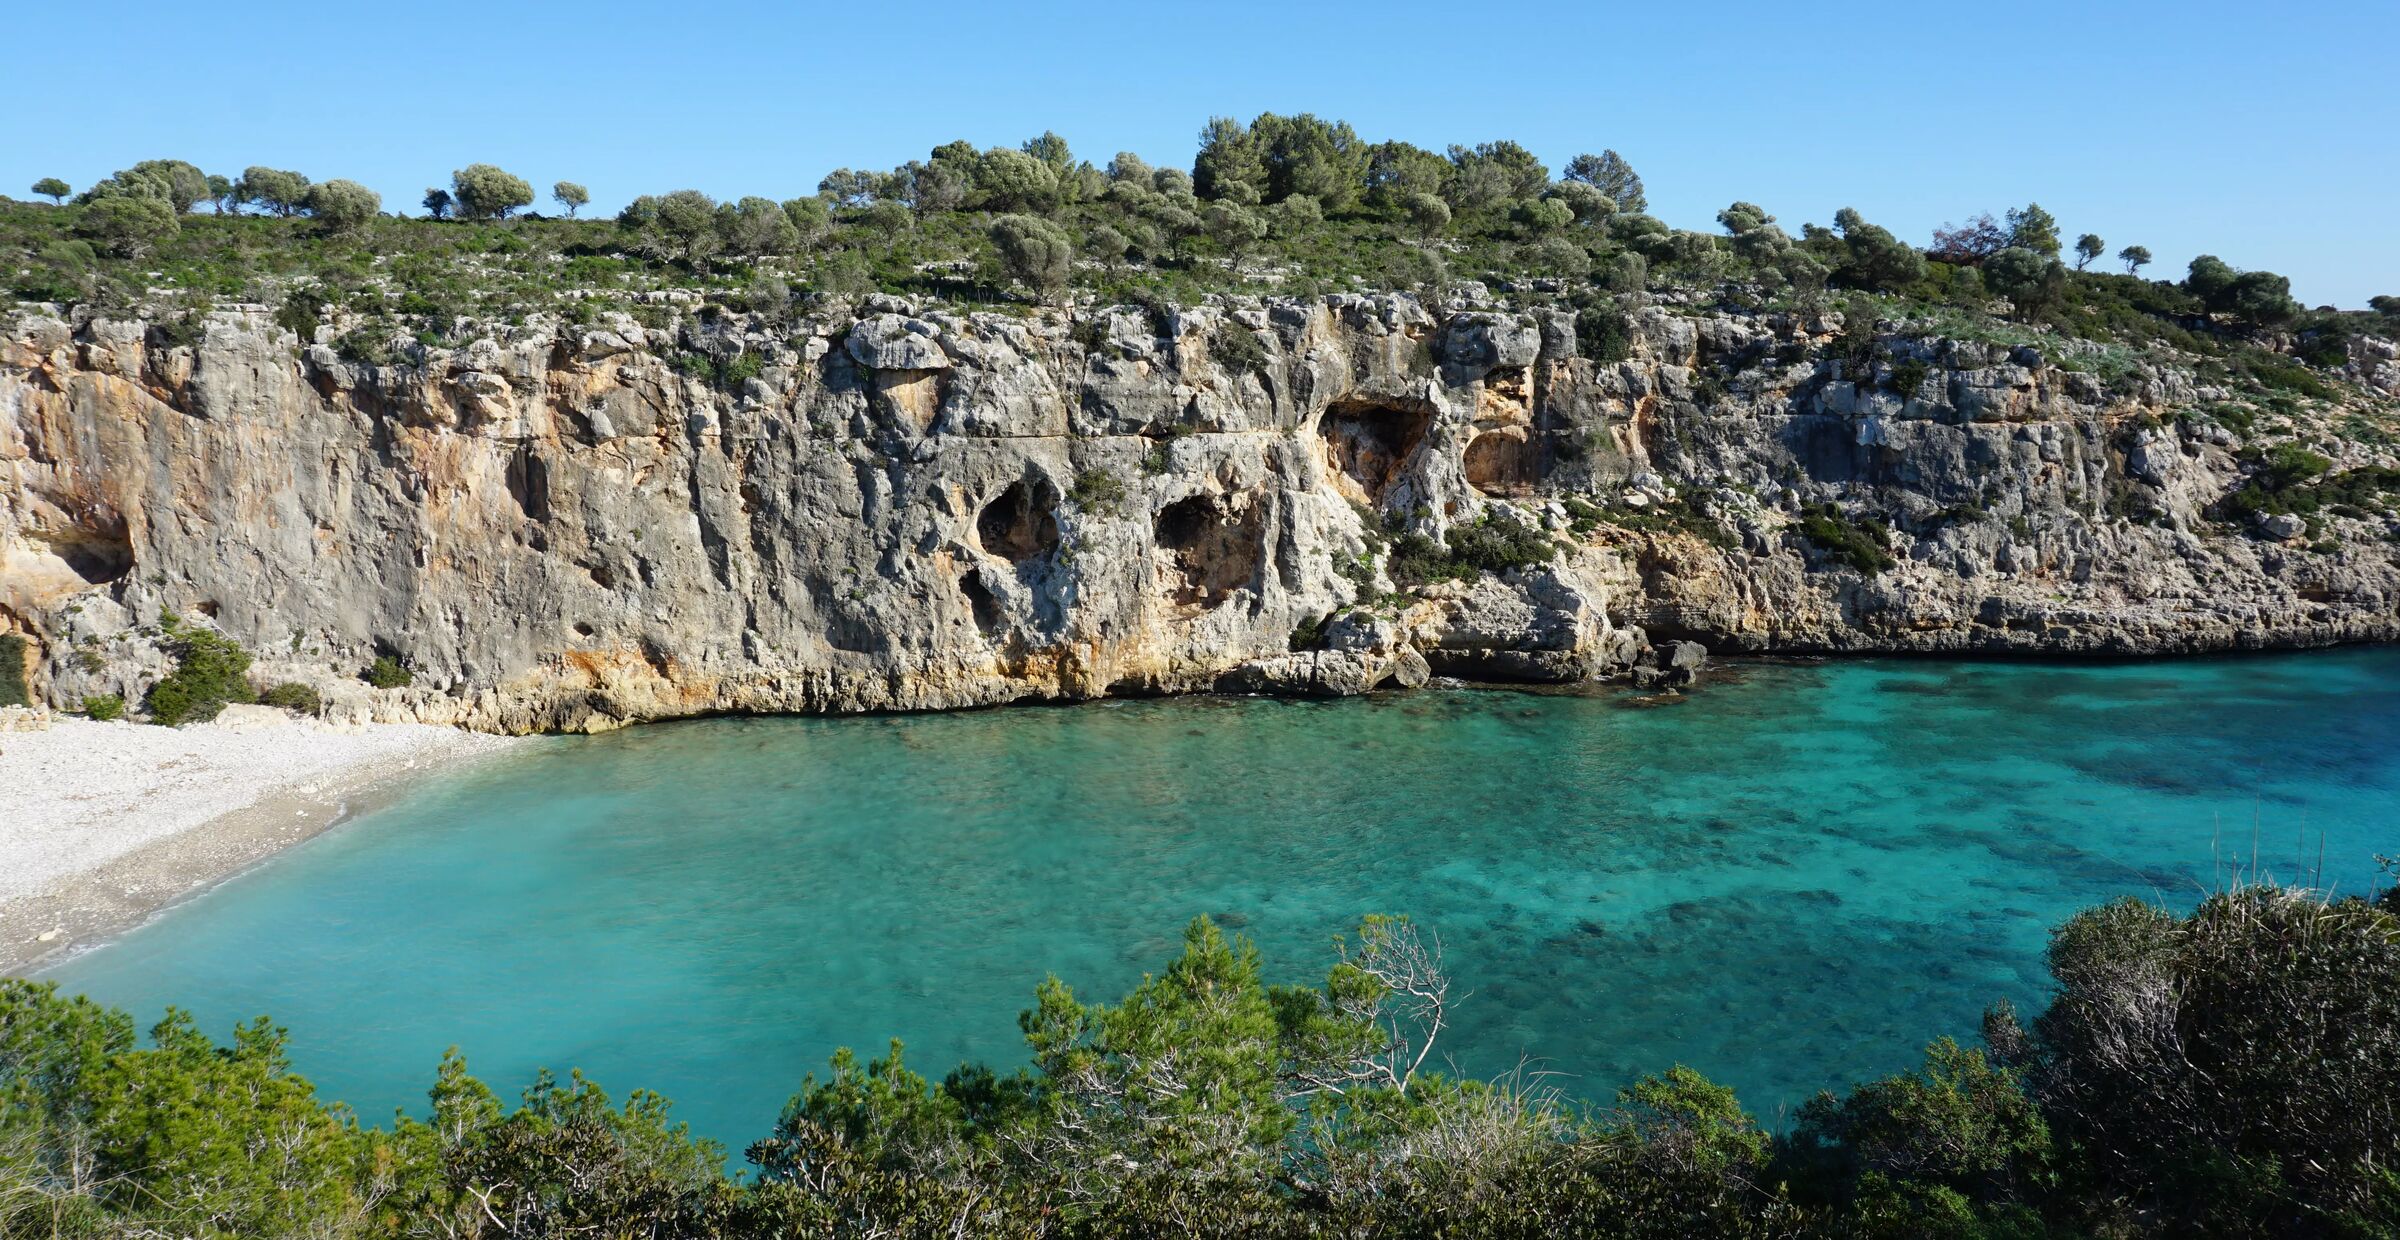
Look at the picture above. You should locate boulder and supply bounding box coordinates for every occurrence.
[845,315,949,371]
[2259,513,2307,541]
[1631,640,1708,689]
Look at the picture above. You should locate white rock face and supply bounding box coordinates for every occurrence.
[3,296,2396,733]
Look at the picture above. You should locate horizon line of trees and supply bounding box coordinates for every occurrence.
[15,116,2371,322]
[3,868,2397,1236]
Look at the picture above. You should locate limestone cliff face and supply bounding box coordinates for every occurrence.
[2,293,2394,732]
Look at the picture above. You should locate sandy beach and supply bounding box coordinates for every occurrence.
[0,707,521,974]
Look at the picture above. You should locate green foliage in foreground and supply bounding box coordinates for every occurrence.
[3,877,2396,1237]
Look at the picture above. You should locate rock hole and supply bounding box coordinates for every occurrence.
[959,572,1004,634]
[36,523,134,586]
[1154,494,1267,609]
[572,621,596,638]
[1464,430,1538,497]
[976,479,1061,563]
[507,447,552,523]
[1317,399,1431,506]
[1482,366,1531,411]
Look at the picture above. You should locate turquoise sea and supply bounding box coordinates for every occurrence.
[44,652,2400,1156]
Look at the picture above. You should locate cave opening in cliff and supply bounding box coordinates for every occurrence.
[1154,493,1266,610]
[507,447,553,524]
[1317,399,1430,506]
[959,571,1004,634]
[976,478,1061,563]
[38,523,135,587]
[1464,430,1539,497]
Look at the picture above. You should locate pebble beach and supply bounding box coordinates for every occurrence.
[0,706,519,973]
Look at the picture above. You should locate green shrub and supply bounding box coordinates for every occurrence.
[2216,443,2378,522]
[1208,321,1270,377]
[149,313,206,350]
[1600,496,1741,550]
[2233,349,2337,402]
[1067,468,1127,515]
[82,693,126,721]
[332,322,400,366]
[676,349,764,391]
[0,866,2393,1238]
[1796,503,1896,574]
[274,288,327,343]
[0,633,27,707]
[143,618,256,726]
[364,655,413,690]
[1575,306,1633,364]
[259,681,322,714]
[1388,514,1556,585]
[1384,530,1457,585]
[2018,886,2400,1232]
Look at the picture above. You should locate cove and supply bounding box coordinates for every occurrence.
[44,651,2400,1155]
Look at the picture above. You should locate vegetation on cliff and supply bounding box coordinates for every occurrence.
[8,116,2392,391]
[4,872,2395,1237]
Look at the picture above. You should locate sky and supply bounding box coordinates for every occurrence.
[12,0,2396,306]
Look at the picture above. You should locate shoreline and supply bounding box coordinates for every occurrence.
[1,709,523,975]
[8,640,2387,976]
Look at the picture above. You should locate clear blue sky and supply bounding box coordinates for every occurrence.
[14,0,2396,306]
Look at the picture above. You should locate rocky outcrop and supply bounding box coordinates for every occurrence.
[2,293,2395,732]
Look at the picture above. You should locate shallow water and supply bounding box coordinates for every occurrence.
[46,651,2400,1154]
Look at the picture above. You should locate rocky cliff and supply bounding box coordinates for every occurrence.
[4,292,2396,732]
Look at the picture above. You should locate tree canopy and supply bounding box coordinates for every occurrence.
[4,872,2395,1237]
[451,163,535,219]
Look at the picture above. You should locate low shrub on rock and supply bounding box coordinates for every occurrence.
[1796,504,1896,574]
[1388,513,1557,585]
[364,655,413,689]
[260,682,322,714]
[143,615,255,726]
[0,633,28,707]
